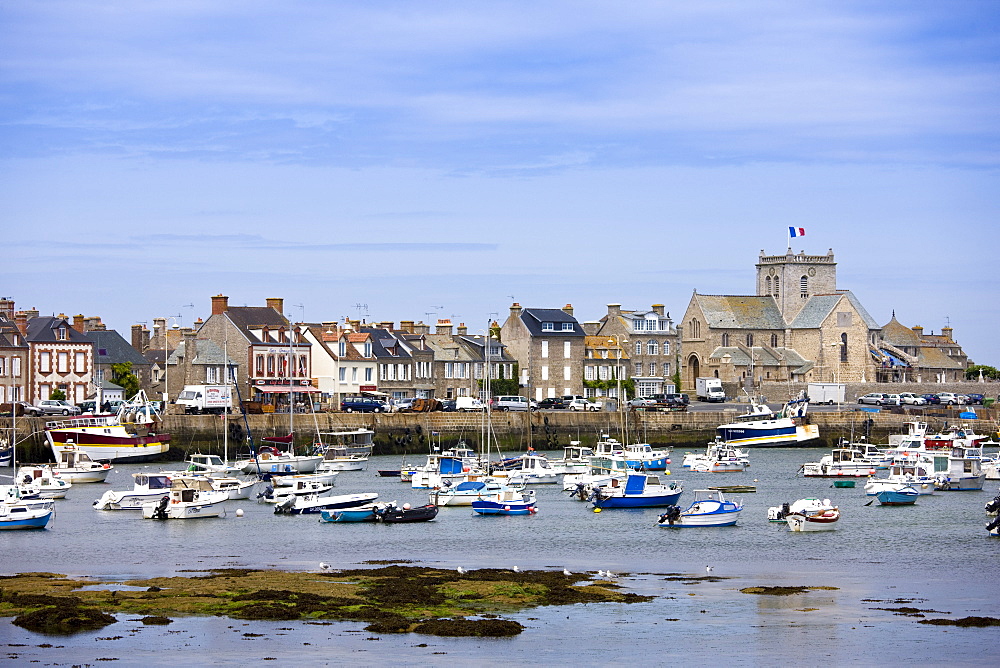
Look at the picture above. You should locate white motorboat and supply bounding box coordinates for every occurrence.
[273,492,379,515]
[715,396,819,447]
[563,454,633,496]
[94,472,174,510]
[141,487,227,520]
[657,489,742,527]
[864,461,937,496]
[50,445,113,483]
[0,502,53,530]
[234,440,323,476]
[15,465,73,499]
[683,439,750,473]
[492,452,559,485]
[180,453,242,476]
[801,445,878,478]
[270,471,338,487]
[257,478,334,503]
[931,444,985,491]
[549,443,594,475]
[592,436,671,470]
[410,447,485,489]
[429,478,534,507]
[314,428,375,471]
[768,497,840,531]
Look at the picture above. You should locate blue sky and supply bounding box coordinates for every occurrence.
[3,1,998,363]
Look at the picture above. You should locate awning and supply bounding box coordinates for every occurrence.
[255,385,320,393]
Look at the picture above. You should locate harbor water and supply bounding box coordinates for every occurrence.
[3,446,999,666]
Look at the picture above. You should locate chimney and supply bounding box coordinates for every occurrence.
[942,326,953,341]
[651,304,665,316]
[211,294,229,315]
[456,323,467,336]
[582,321,601,336]
[15,311,28,336]
[131,324,145,352]
[266,297,284,316]
[0,298,13,320]
[72,315,86,333]
[509,302,523,320]
[436,319,453,335]
[607,303,622,318]
[377,321,394,331]
[911,325,924,338]
[562,303,574,317]
[400,320,415,334]
[413,321,431,335]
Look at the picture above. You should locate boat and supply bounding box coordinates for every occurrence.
[273,492,379,515]
[548,443,595,475]
[656,489,742,527]
[589,472,683,509]
[314,428,375,471]
[372,501,439,523]
[491,451,559,485]
[269,471,338,487]
[179,453,242,476]
[873,483,918,506]
[45,391,170,463]
[471,488,538,515]
[377,469,402,478]
[563,453,634,497]
[15,465,73,499]
[864,461,936,496]
[429,478,535,507]
[0,436,11,468]
[94,472,174,510]
[932,444,986,491]
[768,498,840,531]
[410,447,485,489]
[204,475,257,500]
[141,486,227,520]
[257,478,334,503]
[714,395,819,447]
[832,480,856,488]
[50,445,113,483]
[987,491,1000,537]
[0,502,53,530]
[319,506,377,523]
[801,444,879,478]
[592,435,671,471]
[683,439,750,473]
[234,438,323,475]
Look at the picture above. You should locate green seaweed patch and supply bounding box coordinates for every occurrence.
[138,616,173,625]
[663,575,728,584]
[740,586,839,596]
[12,603,117,635]
[871,606,947,617]
[362,560,414,565]
[919,616,1000,627]
[412,618,524,637]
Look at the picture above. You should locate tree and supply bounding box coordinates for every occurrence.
[965,364,999,381]
[49,388,66,400]
[110,362,141,399]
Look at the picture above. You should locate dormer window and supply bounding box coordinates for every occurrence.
[363,342,372,357]
[561,322,574,332]
[541,322,554,331]
[338,341,347,357]
[57,326,68,340]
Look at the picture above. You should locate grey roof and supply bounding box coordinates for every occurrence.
[168,339,238,366]
[87,330,150,367]
[0,314,26,348]
[520,308,585,337]
[708,346,809,370]
[695,295,784,330]
[26,316,93,344]
[362,328,412,360]
[224,307,288,344]
[790,291,880,330]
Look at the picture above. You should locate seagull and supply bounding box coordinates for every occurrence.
[512,566,520,573]
[706,565,714,574]
[596,570,606,578]
[563,568,572,576]
[457,566,466,575]
[605,571,616,580]
[319,562,331,571]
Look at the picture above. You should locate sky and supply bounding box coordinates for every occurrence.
[2,1,998,363]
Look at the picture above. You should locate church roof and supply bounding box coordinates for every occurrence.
[694,295,784,330]
[789,291,880,330]
[917,346,963,370]
[880,315,922,346]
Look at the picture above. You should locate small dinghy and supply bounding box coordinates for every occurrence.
[874,484,918,506]
[373,502,439,523]
[768,498,840,531]
[319,506,377,523]
[656,489,742,527]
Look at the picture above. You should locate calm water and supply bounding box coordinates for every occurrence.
[4,446,999,666]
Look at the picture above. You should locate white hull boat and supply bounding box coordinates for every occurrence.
[769,498,840,531]
[51,445,113,483]
[141,488,226,519]
[15,466,73,499]
[274,492,379,515]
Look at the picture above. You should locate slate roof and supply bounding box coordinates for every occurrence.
[26,316,93,344]
[520,308,585,337]
[789,292,880,330]
[224,307,288,344]
[880,316,922,346]
[694,295,784,330]
[708,346,810,372]
[88,330,150,367]
[362,328,412,359]
[167,339,237,366]
[917,346,964,370]
[0,315,26,348]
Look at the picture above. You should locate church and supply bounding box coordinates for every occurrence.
[679,248,970,391]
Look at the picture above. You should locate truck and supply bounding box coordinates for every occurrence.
[175,385,233,414]
[695,377,726,402]
[807,382,845,405]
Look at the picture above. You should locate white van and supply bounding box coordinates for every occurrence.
[454,397,485,412]
[490,395,531,412]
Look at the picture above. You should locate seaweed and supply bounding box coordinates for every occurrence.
[918,616,1000,627]
[412,618,524,637]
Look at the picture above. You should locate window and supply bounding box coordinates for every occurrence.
[746,333,754,347]
[541,341,549,358]
[585,365,595,380]
[541,322,555,331]
[563,365,571,381]
[58,352,69,373]
[352,367,359,382]
[564,341,571,358]
[647,340,658,355]
[95,369,105,383]
[206,367,218,383]
[541,365,549,381]
[74,352,85,373]
[57,326,68,341]
[445,362,453,379]
[339,367,346,381]
[765,276,771,295]
[649,362,656,376]
[634,362,642,375]
[298,355,307,377]
[634,341,642,355]
[338,340,346,357]
[770,333,778,347]
[363,342,372,357]
[0,357,5,376]
[722,333,730,346]
[689,318,701,338]
[840,333,848,363]
[11,357,20,377]
[599,365,609,380]
[365,368,372,382]
[774,276,780,298]
[800,275,809,297]
[561,322,574,331]
[266,356,275,376]
[663,342,670,355]
[40,352,51,373]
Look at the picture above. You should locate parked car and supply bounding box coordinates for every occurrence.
[898,392,927,406]
[882,394,902,406]
[393,398,417,413]
[858,393,889,405]
[490,395,531,412]
[537,398,568,410]
[936,392,963,406]
[629,397,657,408]
[454,397,486,412]
[920,393,941,405]
[567,398,600,412]
[438,399,457,412]
[965,393,985,405]
[3,401,42,417]
[654,393,688,407]
[340,397,390,413]
[35,399,82,416]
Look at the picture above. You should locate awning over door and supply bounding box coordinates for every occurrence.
[256,385,320,393]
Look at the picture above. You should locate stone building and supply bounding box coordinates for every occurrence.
[24,314,95,404]
[0,299,28,405]
[424,320,516,400]
[499,303,586,401]
[591,304,679,398]
[878,315,969,383]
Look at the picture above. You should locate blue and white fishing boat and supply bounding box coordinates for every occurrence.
[273,492,379,515]
[0,502,53,530]
[410,447,484,489]
[563,454,633,496]
[656,489,742,527]
[471,488,537,515]
[593,435,671,471]
[589,473,683,509]
[429,478,534,507]
[715,397,819,447]
[874,483,918,506]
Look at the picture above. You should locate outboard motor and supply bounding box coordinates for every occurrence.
[985,494,1000,515]
[569,482,587,501]
[274,495,296,514]
[151,495,170,521]
[658,505,682,526]
[256,485,274,501]
[987,515,1000,533]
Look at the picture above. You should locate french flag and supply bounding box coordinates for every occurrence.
[789,227,805,238]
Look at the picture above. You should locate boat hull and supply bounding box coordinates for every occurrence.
[660,509,741,527]
[936,475,985,491]
[319,507,376,522]
[49,432,170,463]
[786,511,839,531]
[374,503,439,523]
[471,499,537,515]
[0,507,53,529]
[593,490,683,509]
[875,489,918,505]
[716,421,819,447]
